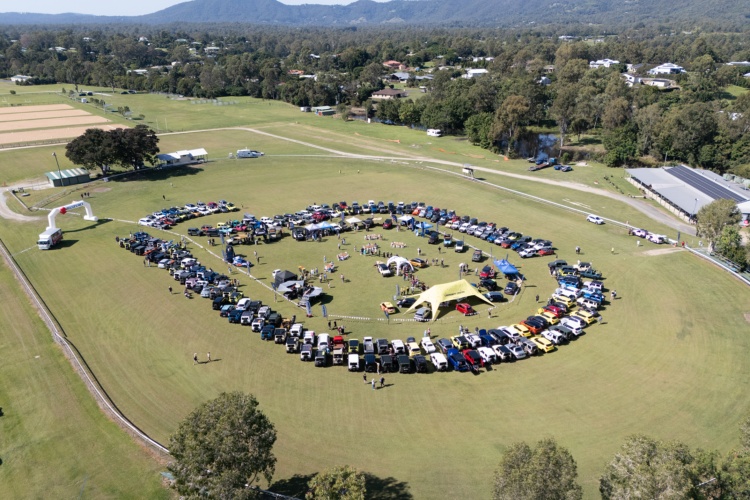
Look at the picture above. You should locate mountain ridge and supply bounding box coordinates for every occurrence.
[1,0,748,26]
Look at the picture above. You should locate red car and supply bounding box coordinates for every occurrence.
[382,219,394,229]
[456,303,476,316]
[543,305,565,318]
[521,320,544,335]
[538,247,556,256]
[462,349,484,368]
[479,265,496,279]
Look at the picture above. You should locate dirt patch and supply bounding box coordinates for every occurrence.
[0,109,90,123]
[92,186,111,193]
[0,104,74,115]
[0,124,123,145]
[744,313,750,323]
[0,115,110,133]
[642,247,683,256]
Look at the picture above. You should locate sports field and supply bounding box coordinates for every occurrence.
[1,92,749,498]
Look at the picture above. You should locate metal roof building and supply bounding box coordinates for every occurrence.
[156,148,208,167]
[45,168,91,187]
[627,165,750,221]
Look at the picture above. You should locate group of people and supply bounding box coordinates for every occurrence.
[364,375,386,389]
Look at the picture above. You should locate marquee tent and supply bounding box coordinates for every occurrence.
[494,259,518,275]
[405,279,495,321]
[345,216,363,225]
[386,255,413,275]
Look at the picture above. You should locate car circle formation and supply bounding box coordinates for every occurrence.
[121,199,616,374]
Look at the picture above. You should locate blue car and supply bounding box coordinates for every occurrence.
[260,324,275,341]
[446,348,469,372]
[583,291,604,303]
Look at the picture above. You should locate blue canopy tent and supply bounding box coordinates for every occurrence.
[494,259,520,277]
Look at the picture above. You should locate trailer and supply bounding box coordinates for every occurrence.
[37,228,63,250]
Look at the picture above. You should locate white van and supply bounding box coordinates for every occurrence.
[317,333,330,351]
[426,128,443,137]
[348,354,360,371]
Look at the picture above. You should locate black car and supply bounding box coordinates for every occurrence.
[484,291,504,302]
[472,249,483,262]
[397,355,412,373]
[380,354,395,372]
[414,355,428,373]
[292,227,308,241]
[428,231,440,245]
[479,278,498,291]
[187,227,204,236]
[397,297,417,308]
[504,282,519,295]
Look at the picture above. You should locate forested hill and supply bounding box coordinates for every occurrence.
[2,0,750,27]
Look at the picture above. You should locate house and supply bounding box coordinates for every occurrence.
[471,56,494,62]
[538,76,551,86]
[622,73,642,86]
[543,65,556,74]
[204,46,221,54]
[156,148,208,168]
[388,71,411,82]
[10,75,32,83]
[288,69,305,76]
[371,88,408,100]
[648,63,685,75]
[138,36,149,43]
[462,68,489,79]
[383,60,404,70]
[642,78,678,89]
[45,168,91,187]
[589,59,619,69]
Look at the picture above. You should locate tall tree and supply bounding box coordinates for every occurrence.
[600,435,719,500]
[551,84,579,151]
[306,465,366,500]
[168,392,277,499]
[65,128,116,175]
[493,438,582,500]
[715,225,747,268]
[696,199,742,251]
[493,95,530,156]
[113,125,160,170]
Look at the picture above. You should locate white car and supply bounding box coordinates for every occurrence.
[430,352,448,371]
[290,323,304,337]
[584,280,603,292]
[376,263,392,277]
[459,223,471,233]
[561,316,586,330]
[451,221,462,230]
[317,333,330,351]
[586,214,604,224]
[420,338,436,354]
[260,217,274,225]
[518,248,536,258]
[138,217,154,226]
[303,331,315,345]
[466,334,482,348]
[348,353,360,371]
[477,346,497,364]
[391,339,406,355]
[236,298,252,311]
[541,329,566,345]
[577,297,600,310]
[251,317,265,332]
[632,228,648,237]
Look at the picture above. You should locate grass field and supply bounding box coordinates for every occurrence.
[0,257,168,498]
[2,91,750,498]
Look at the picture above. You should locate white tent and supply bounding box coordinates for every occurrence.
[346,216,363,225]
[387,256,413,275]
[398,215,413,224]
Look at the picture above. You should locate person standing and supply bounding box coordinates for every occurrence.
[193,353,198,365]
[380,376,385,388]
[207,352,211,363]
[363,373,367,383]
[371,379,376,390]
[535,294,540,303]
[328,320,332,329]
[169,286,173,294]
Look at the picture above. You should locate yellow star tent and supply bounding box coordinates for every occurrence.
[406,279,495,321]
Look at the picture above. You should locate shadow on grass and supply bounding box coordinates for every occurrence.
[64,219,112,233]
[269,473,315,498]
[364,472,413,500]
[55,239,78,248]
[107,166,204,183]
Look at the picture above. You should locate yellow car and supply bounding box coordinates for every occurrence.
[225,203,239,212]
[573,310,596,324]
[510,323,532,338]
[551,294,574,307]
[531,336,555,353]
[451,335,470,349]
[380,302,397,314]
[407,341,421,357]
[539,311,560,325]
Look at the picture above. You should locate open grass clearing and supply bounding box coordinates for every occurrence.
[2,139,750,498]
[0,255,168,498]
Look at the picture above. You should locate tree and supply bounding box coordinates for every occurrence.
[715,225,747,269]
[493,95,530,156]
[306,465,366,500]
[696,199,742,251]
[599,435,718,500]
[168,392,277,498]
[113,125,160,170]
[551,84,579,151]
[465,112,494,150]
[723,414,750,498]
[65,128,116,175]
[493,438,582,500]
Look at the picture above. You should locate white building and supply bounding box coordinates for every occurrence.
[462,68,489,79]
[648,63,686,75]
[10,75,32,83]
[589,59,619,69]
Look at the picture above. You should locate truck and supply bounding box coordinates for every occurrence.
[38,228,63,250]
[237,148,263,158]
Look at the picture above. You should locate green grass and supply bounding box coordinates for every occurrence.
[724,84,749,99]
[2,93,750,498]
[0,255,169,498]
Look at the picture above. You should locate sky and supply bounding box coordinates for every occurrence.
[6,0,358,16]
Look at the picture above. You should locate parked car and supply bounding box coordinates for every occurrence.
[380,302,397,314]
[456,303,476,316]
[463,349,483,368]
[477,346,497,365]
[506,344,527,360]
[479,265,496,278]
[430,352,448,371]
[348,354,360,371]
[436,338,453,354]
[420,338,436,354]
[504,282,519,295]
[446,348,469,371]
[455,240,465,252]
[532,336,556,352]
[586,214,604,224]
[484,291,504,302]
[414,307,431,322]
[397,297,417,308]
[472,249,483,262]
[397,355,412,373]
[300,344,313,361]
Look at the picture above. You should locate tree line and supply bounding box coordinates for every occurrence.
[3,25,750,172]
[169,391,750,499]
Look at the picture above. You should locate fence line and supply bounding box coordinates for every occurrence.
[0,238,169,455]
